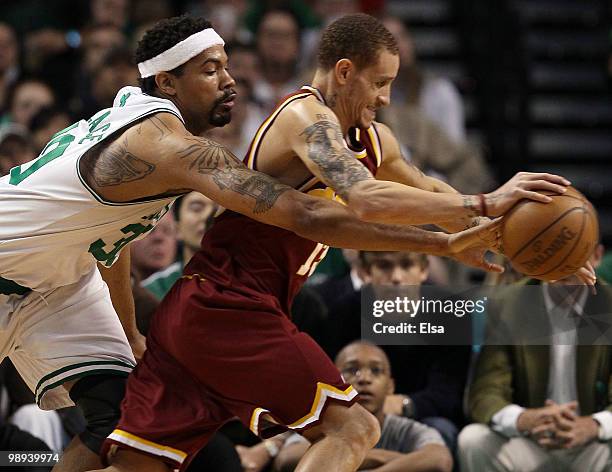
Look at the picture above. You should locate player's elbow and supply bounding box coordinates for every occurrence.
[342,181,392,222]
[347,197,387,223]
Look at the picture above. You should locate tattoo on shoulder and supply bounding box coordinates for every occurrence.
[148,115,173,140]
[177,136,290,213]
[84,136,155,187]
[300,120,372,200]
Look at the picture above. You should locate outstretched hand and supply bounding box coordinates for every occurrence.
[446,219,505,272]
[484,172,570,217]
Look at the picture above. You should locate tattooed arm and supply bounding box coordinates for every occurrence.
[279,98,571,225]
[277,98,486,225]
[80,112,502,263]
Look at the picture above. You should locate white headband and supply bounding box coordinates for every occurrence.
[138,28,225,78]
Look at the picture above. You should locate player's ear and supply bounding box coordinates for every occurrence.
[387,377,395,396]
[335,59,354,85]
[155,72,178,97]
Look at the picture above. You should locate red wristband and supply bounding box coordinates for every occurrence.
[477,193,488,217]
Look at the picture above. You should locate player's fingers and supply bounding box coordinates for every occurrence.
[522,180,567,194]
[479,258,504,273]
[576,267,596,286]
[516,189,553,203]
[521,173,571,186]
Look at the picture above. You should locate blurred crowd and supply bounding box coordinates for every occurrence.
[1,0,612,471]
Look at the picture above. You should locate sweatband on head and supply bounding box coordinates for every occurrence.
[138,28,225,78]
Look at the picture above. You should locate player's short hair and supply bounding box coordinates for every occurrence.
[317,13,399,71]
[134,15,213,94]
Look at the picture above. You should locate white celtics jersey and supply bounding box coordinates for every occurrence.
[0,86,183,292]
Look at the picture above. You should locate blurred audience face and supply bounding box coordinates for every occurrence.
[336,342,393,417]
[257,11,300,67]
[131,211,177,278]
[381,17,415,68]
[0,23,18,74]
[10,81,55,128]
[91,0,129,29]
[228,47,259,85]
[82,25,126,73]
[341,49,399,130]
[93,51,138,106]
[31,110,71,154]
[177,192,218,253]
[363,251,429,286]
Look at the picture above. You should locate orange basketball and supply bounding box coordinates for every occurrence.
[501,186,599,281]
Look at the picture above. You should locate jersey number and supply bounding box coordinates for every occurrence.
[9,123,78,185]
[297,243,329,277]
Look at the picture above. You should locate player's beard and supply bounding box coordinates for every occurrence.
[209,89,236,127]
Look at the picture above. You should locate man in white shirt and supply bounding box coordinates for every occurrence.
[459,245,612,471]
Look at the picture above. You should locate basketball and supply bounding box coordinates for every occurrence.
[501,186,599,281]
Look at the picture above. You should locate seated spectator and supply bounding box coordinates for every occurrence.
[80,47,138,119]
[274,341,453,472]
[131,210,178,281]
[253,8,305,113]
[2,79,55,129]
[381,17,465,143]
[322,251,471,451]
[142,192,217,299]
[459,244,612,472]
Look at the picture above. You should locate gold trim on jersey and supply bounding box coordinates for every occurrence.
[367,124,383,168]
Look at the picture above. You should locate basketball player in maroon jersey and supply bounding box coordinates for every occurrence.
[97,14,595,472]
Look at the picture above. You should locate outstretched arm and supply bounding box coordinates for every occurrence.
[278,99,569,226]
[82,113,501,269]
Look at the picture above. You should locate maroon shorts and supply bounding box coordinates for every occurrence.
[103,276,356,470]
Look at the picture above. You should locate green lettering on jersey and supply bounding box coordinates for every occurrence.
[9,132,76,185]
[119,92,131,107]
[89,222,153,266]
[80,111,112,144]
[88,111,111,132]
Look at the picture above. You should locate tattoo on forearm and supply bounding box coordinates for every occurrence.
[83,136,155,187]
[462,195,480,217]
[301,120,372,200]
[177,136,290,213]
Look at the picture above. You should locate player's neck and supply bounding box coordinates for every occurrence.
[311,73,351,135]
[152,90,210,136]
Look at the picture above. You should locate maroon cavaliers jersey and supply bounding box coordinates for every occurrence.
[185,86,383,314]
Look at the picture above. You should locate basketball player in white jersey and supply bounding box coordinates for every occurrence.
[0,15,530,472]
